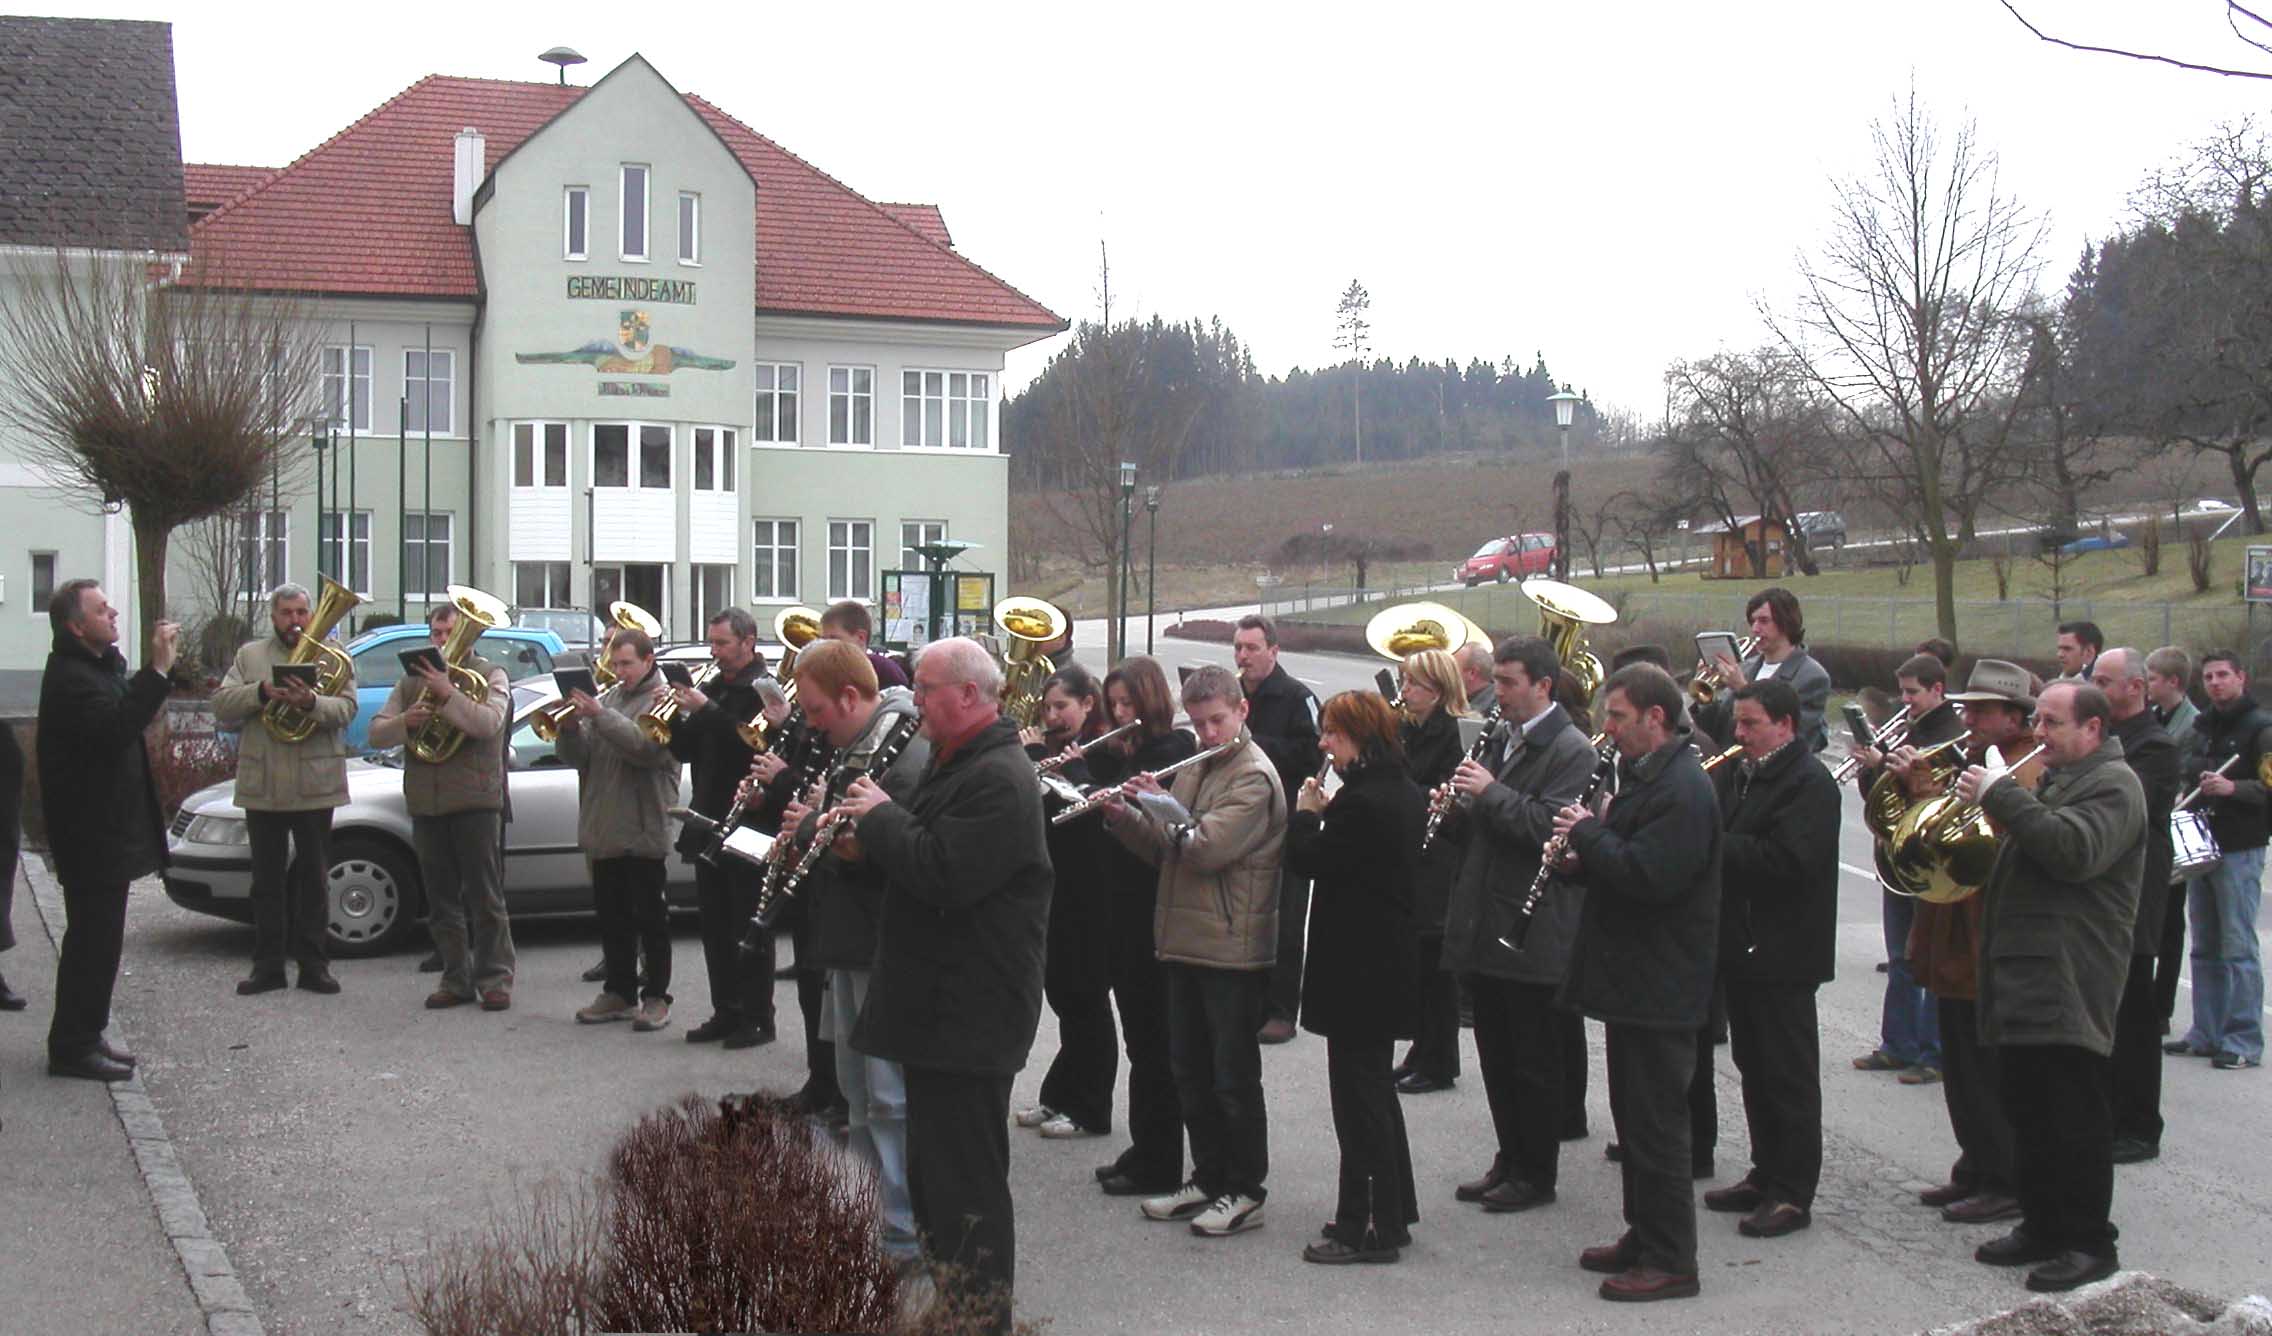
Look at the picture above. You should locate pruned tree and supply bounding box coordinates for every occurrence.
[1658,347,1833,577]
[0,251,320,660]
[1276,529,1429,591]
[1766,88,2048,647]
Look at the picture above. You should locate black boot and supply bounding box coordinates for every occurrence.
[0,971,25,1012]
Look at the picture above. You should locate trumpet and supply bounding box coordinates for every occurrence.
[1037,721,1141,774]
[1688,635,1759,707]
[530,600,660,742]
[1831,706,1914,783]
[1050,739,1238,826]
[638,661,722,744]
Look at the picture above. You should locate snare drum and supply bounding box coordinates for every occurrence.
[2170,809,2223,883]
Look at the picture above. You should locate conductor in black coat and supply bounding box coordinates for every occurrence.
[1234,615,1322,1039]
[2091,648,2179,1159]
[1702,680,1841,1239]
[1291,691,1427,1264]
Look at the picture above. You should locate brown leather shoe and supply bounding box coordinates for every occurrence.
[424,989,471,1010]
[1703,1181,1764,1214]
[479,990,511,1012]
[1738,1201,1812,1238]
[1454,1155,1507,1203]
[1942,1192,2022,1225]
[1578,1236,1639,1274]
[1258,1017,1297,1045]
[1918,1181,1971,1208]
[1599,1267,1700,1302]
[1479,1179,1555,1213]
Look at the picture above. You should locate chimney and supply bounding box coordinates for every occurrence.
[452,127,484,226]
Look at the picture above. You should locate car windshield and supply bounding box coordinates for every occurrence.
[1471,540,1509,558]
[355,632,552,690]
[520,610,598,644]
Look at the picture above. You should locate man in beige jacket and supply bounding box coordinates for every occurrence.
[368,603,513,1011]
[1102,664,1286,1239]
[555,628,681,1031]
[211,584,356,996]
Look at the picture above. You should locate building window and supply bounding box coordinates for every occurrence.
[827,519,873,601]
[594,423,672,489]
[692,427,736,493]
[321,345,372,432]
[620,164,649,261]
[678,192,700,266]
[901,370,992,449]
[513,422,569,488]
[318,510,372,595]
[899,520,946,572]
[404,349,454,435]
[564,186,588,260]
[753,363,799,444]
[828,366,873,447]
[696,564,733,626]
[515,560,571,610]
[406,512,452,596]
[238,509,289,595]
[640,424,670,487]
[29,551,54,613]
[753,519,798,600]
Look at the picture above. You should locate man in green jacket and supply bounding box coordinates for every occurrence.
[210,584,356,996]
[1956,680,2145,1294]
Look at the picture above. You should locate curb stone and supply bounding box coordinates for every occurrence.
[28,857,266,1336]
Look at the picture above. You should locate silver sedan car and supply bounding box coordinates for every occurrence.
[163,682,701,957]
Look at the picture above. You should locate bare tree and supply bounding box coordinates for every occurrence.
[1275,529,1429,591]
[1767,89,2048,647]
[1334,279,1371,465]
[1659,347,1833,577]
[0,252,320,659]
[1998,1,2272,80]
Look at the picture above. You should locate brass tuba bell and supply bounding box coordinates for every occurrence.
[1363,601,1493,662]
[1883,742,2046,903]
[407,585,511,763]
[994,596,1067,729]
[261,573,365,742]
[1518,578,1618,712]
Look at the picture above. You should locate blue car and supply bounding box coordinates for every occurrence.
[338,623,568,753]
[2058,530,2132,558]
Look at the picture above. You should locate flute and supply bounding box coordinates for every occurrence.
[1050,740,1239,825]
[1036,720,1141,774]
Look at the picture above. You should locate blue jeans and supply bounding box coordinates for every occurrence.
[2184,847,2265,1063]
[1880,890,1941,1067]
[825,968,917,1260]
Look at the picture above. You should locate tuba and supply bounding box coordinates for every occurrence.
[407,585,511,763]
[1519,578,1617,712]
[261,573,364,742]
[995,596,1067,729]
[1363,600,1492,662]
[1883,742,2048,903]
[529,600,661,743]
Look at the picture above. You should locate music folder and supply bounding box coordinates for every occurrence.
[270,663,319,688]
[552,667,600,699]
[397,647,445,679]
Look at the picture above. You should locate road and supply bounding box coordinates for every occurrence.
[40,633,2272,1334]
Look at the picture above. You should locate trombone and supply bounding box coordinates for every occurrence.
[1831,707,1913,783]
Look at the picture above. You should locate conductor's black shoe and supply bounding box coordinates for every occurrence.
[685,1016,735,1043]
[1100,1171,1178,1197]
[2110,1136,2160,1165]
[1975,1228,2062,1268]
[1395,1072,1452,1095]
[1302,1237,1399,1264]
[1480,1179,1556,1213]
[417,951,445,974]
[236,973,287,996]
[49,1050,132,1082]
[580,958,608,983]
[722,1024,776,1050]
[0,973,25,1011]
[2026,1249,2119,1292]
[297,969,342,995]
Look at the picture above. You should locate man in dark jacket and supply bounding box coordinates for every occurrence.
[1438,635,1597,1214]
[2169,649,2271,1070]
[839,637,1050,1334]
[1700,680,1840,1240]
[1960,681,2145,1293]
[39,581,175,1082]
[1234,614,1320,1043]
[2092,649,2178,1163]
[1555,663,1721,1302]
[667,609,775,1047]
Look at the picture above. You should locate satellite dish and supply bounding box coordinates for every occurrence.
[538,47,587,84]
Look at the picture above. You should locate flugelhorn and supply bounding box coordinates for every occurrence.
[530,600,660,742]
[1687,634,1759,707]
[1832,706,1913,783]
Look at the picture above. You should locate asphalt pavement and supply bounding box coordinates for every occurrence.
[4,628,2271,1334]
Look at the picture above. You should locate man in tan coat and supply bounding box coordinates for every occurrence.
[555,628,681,1031]
[368,603,513,1010]
[1103,664,1285,1240]
[211,583,356,996]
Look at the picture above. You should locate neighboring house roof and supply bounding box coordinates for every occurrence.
[184,163,276,218]
[189,68,1061,332]
[0,16,187,252]
[878,203,952,249]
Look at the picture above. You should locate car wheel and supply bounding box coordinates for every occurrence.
[326,834,422,958]
[1464,577,1478,588]
[1496,568,1510,584]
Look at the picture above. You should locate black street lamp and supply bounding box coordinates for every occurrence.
[1116,461,1137,664]
[1144,485,1161,655]
[311,428,331,584]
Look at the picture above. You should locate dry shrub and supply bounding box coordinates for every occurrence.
[403,1177,607,1336]
[149,726,236,820]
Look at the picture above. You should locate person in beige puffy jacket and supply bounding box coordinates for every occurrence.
[210,584,357,996]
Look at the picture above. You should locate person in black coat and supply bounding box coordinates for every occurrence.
[744,692,845,1119]
[1090,657,1197,1197]
[1291,691,1427,1264]
[1556,663,1721,1302]
[0,717,24,1012]
[838,638,1052,1335]
[1699,680,1841,1240]
[2092,648,2179,1161]
[1018,666,1118,1139]
[39,581,176,1083]
[1394,649,1469,1095]
[1234,614,1321,1041]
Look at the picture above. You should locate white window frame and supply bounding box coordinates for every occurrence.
[752,518,799,602]
[318,509,374,596]
[900,368,993,451]
[239,509,290,597]
[899,520,946,574]
[677,191,701,267]
[752,362,800,446]
[827,518,874,602]
[563,186,589,261]
[591,422,673,491]
[514,560,572,610]
[620,164,649,262]
[512,421,570,489]
[695,563,734,627]
[691,426,737,494]
[404,348,455,436]
[321,344,372,433]
[405,511,453,598]
[28,550,54,616]
[828,365,874,448]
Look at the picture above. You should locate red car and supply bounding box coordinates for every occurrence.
[1455,533,1556,585]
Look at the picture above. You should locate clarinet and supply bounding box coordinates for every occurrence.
[1418,715,1506,857]
[755,713,921,929]
[1498,740,1618,951]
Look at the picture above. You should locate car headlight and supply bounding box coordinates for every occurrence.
[184,813,250,846]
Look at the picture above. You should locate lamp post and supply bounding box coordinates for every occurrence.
[1547,387,1581,582]
[1116,461,1137,664]
[1547,387,1581,471]
[311,428,331,584]
[1144,484,1161,654]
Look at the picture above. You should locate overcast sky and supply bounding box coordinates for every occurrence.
[28,0,2272,417]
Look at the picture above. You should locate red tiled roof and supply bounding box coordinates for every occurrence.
[878,202,951,249]
[183,163,274,212]
[188,72,1061,331]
